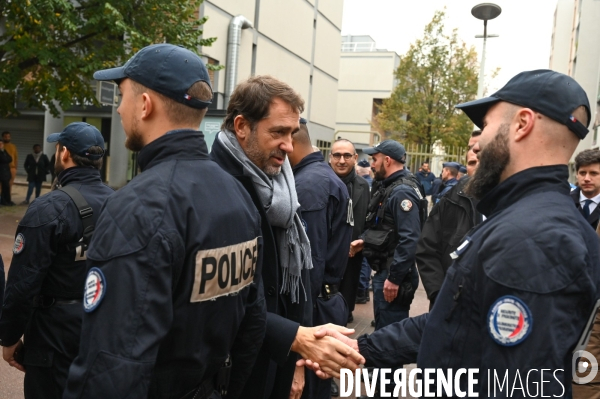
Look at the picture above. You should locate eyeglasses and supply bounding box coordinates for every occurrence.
[331,153,355,160]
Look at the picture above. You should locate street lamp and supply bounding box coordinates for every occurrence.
[472,3,502,98]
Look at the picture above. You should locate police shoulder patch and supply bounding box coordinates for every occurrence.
[488,295,532,346]
[84,267,107,313]
[400,199,413,212]
[13,233,25,254]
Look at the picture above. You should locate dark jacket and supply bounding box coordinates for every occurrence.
[363,170,421,287]
[292,152,352,304]
[0,149,12,182]
[24,152,50,182]
[416,177,481,303]
[64,131,266,399]
[0,167,114,396]
[416,170,436,195]
[211,134,312,399]
[434,177,458,203]
[358,165,600,397]
[570,187,600,230]
[0,255,4,319]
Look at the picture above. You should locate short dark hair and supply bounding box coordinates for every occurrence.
[575,149,600,171]
[59,143,104,170]
[444,166,458,177]
[222,75,304,132]
[33,144,41,148]
[2,131,10,137]
[421,161,429,166]
[130,80,211,127]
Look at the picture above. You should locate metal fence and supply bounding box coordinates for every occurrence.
[404,143,468,177]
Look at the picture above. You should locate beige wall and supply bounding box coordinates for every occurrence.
[202,0,343,143]
[335,50,399,146]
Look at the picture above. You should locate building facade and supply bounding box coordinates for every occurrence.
[550,0,600,172]
[0,0,344,187]
[335,35,398,157]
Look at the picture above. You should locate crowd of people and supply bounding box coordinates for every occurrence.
[0,43,599,399]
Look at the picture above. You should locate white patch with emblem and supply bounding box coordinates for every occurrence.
[190,238,258,303]
[83,267,106,312]
[488,295,532,346]
[13,233,25,254]
[400,199,413,212]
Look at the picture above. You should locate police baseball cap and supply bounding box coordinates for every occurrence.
[443,161,461,171]
[357,159,371,168]
[456,69,591,139]
[363,140,406,163]
[93,43,212,109]
[459,165,467,174]
[47,122,105,160]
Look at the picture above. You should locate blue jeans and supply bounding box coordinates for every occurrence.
[358,257,371,292]
[372,269,410,330]
[26,180,43,201]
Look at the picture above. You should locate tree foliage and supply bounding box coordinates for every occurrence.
[375,10,479,147]
[0,0,216,117]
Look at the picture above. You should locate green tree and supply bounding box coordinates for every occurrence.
[0,0,216,117]
[375,10,479,147]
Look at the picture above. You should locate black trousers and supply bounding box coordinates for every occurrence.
[0,179,10,205]
[339,255,363,318]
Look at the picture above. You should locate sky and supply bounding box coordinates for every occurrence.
[341,0,559,94]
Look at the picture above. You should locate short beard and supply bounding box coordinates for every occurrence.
[125,116,144,152]
[465,124,510,200]
[54,156,65,176]
[245,129,286,177]
[373,164,386,181]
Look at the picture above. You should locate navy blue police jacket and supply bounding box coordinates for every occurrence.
[358,165,600,397]
[292,152,352,304]
[211,134,313,399]
[0,167,113,355]
[63,131,267,399]
[370,169,421,287]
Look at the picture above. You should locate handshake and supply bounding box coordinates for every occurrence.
[292,323,365,379]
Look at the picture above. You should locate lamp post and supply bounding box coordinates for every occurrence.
[472,3,502,98]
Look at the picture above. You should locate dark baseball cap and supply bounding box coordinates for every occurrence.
[357,159,370,168]
[363,140,406,163]
[443,161,461,171]
[459,166,467,174]
[47,122,105,160]
[93,43,212,109]
[456,69,590,139]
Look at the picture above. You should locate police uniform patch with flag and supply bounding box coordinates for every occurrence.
[488,295,532,346]
[13,233,25,254]
[400,199,413,212]
[84,267,106,312]
[190,238,258,303]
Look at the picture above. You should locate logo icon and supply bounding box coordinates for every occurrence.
[573,350,598,384]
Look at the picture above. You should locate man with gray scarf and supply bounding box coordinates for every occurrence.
[211,75,364,399]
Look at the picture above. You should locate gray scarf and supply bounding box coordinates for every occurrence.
[217,131,312,303]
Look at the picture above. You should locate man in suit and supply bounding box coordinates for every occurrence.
[572,148,600,229]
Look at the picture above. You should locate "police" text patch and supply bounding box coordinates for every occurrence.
[190,238,258,303]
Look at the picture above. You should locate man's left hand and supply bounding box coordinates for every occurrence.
[2,340,25,372]
[289,363,305,399]
[383,279,399,303]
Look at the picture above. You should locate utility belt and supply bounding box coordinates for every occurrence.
[318,284,339,300]
[32,295,82,309]
[179,355,231,399]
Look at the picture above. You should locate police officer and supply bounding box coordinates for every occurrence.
[350,140,422,331]
[288,119,353,399]
[63,44,267,399]
[434,161,460,203]
[343,70,600,397]
[0,122,113,398]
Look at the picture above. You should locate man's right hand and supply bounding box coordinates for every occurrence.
[349,239,364,257]
[291,324,364,379]
[2,340,25,372]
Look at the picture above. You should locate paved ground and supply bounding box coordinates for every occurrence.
[0,180,429,398]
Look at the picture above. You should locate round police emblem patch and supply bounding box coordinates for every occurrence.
[400,199,413,212]
[83,268,106,313]
[13,233,25,254]
[488,295,532,346]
